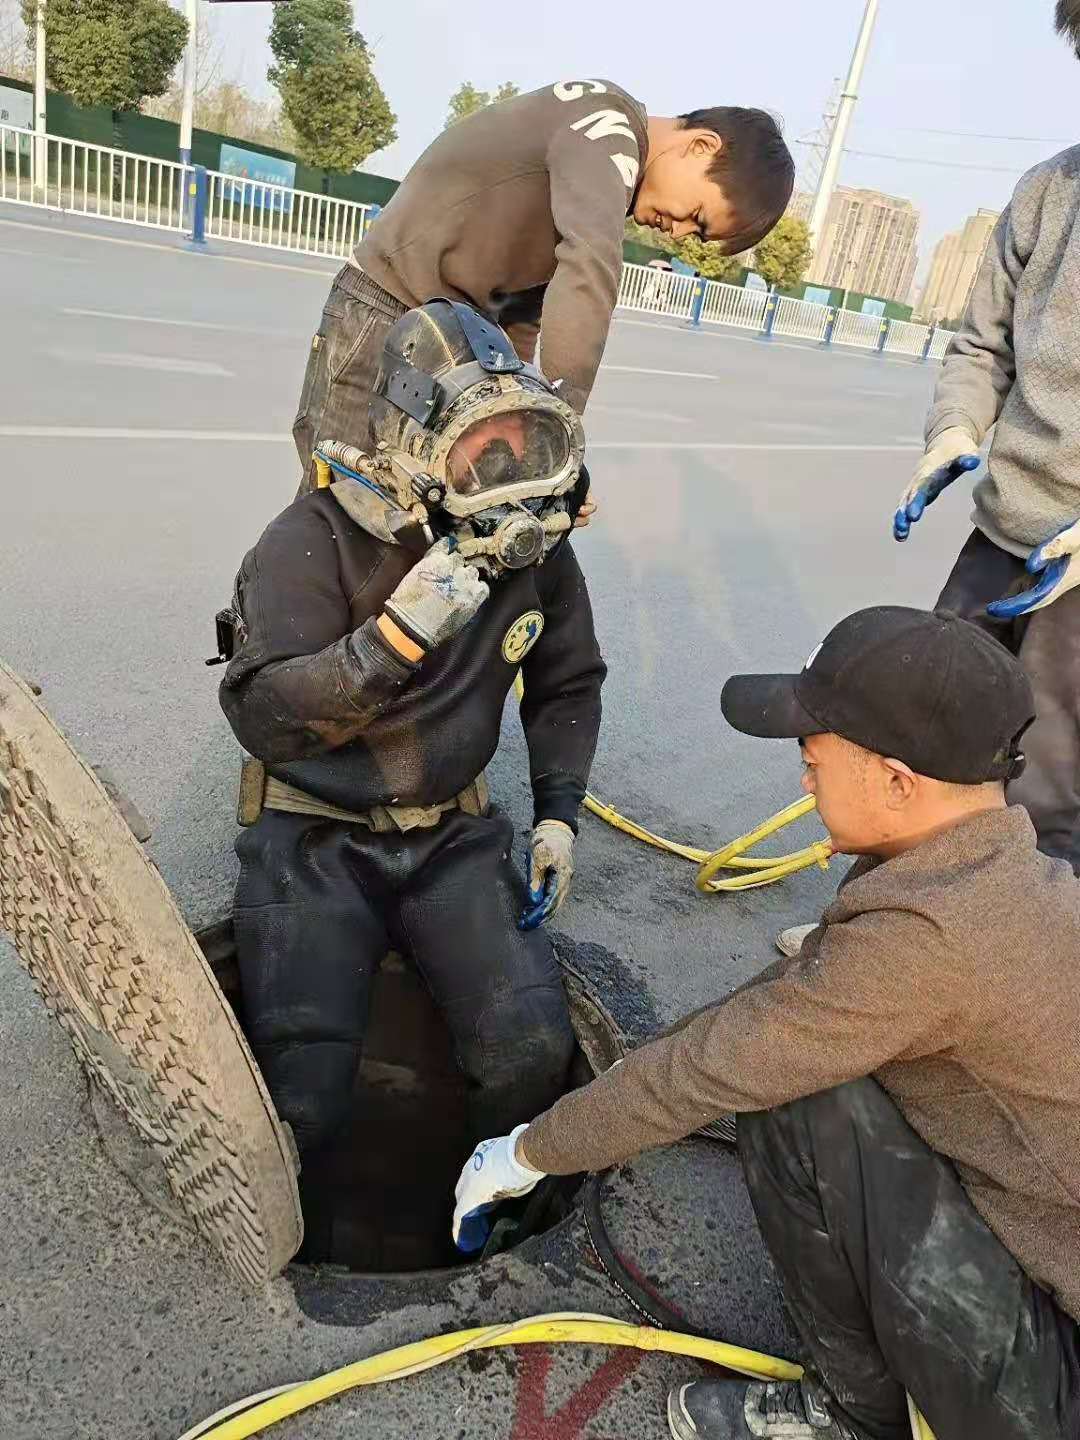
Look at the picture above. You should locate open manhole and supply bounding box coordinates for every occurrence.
[0,659,626,1292]
[196,917,625,1277]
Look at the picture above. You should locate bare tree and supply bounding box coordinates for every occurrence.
[143,6,222,120]
[0,0,32,82]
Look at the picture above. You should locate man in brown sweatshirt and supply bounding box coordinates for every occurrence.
[292,80,794,494]
[452,608,1080,1440]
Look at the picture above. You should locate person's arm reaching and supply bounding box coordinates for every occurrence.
[521,908,965,1174]
[925,205,1026,448]
[539,89,642,414]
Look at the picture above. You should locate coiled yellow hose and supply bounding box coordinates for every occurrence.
[583,791,834,892]
[513,671,833,892]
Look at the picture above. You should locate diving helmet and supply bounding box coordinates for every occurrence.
[321,300,586,576]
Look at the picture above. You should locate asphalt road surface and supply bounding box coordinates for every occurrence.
[0,205,974,1440]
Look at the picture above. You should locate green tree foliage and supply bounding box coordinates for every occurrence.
[673,234,745,282]
[444,80,519,129]
[623,221,746,282]
[20,0,187,111]
[269,0,396,172]
[751,216,812,291]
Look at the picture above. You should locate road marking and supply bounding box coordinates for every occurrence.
[589,440,919,452]
[0,214,336,276]
[587,401,692,425]
[0,244,88,263]
[511,1344,642,1440]
[47,350,235,377]
[604,364,724,381]
[61,306,286,334]
[0,426,287,441]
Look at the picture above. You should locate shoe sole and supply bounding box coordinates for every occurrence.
[667,1385,698,1440]
[0,662,302,1286]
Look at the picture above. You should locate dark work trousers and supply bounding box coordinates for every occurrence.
[738,1079,1080,1440]
[233,805,575,1156]
[936,528,1080,872]
[292,264,408,493]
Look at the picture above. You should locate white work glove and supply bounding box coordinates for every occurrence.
[452,1124,546,1253]
[519,819,575,931]
[383,538,489,652]
[987,517,1080,619]
[893,427,981,541]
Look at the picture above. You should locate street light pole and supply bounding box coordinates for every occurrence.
[33,0,46,196]
[807,0,880,257]
[179,0,198,166]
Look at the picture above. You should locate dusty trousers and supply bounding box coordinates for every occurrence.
[738,1079,1080,1440]
[936,528,1080,872]
[232,805,576,1156]
[292,264,408,493]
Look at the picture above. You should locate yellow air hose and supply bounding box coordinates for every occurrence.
[177,1312,802,1440]
[176,1312,934,1440]
[513,672,834,892]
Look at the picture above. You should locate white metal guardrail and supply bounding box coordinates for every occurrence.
[204,168,374,257]
[615,262,954,362]
[1,126,954,362]
[0,122,376,258]
[833,308,884,349]
[1,122,189,232]
[618,263,698,320]
[773,294,830,343]
[702,281,769,331]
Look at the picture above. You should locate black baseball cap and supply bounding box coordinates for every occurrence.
[721,607,1035,784]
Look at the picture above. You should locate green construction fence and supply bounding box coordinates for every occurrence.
[0,74,399,208]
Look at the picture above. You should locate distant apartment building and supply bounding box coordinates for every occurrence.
[792,187,921,304]
[916,208,1001,323]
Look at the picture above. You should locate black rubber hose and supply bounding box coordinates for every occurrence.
[583,1169,709,1338]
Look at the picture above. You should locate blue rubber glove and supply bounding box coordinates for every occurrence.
[518,820,575,931]
[452,1125,545,1253]
[987,518,1080,619]
[893,428,981,541]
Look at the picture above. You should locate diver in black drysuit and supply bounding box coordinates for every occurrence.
[218,300,605,1169]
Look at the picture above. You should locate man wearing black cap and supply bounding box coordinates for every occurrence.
[451,608,1080,1440]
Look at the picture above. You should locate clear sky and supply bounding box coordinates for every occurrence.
[202,0,1079,282]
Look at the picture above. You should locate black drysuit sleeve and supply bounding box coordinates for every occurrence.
[522,541,607,830]
[219,502,417,763]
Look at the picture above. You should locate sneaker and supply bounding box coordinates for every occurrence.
[667,1377,865,1440]
[775,923,819,958]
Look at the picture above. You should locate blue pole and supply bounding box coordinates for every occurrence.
[876,317,891,355]
[686,276,706,330]
[921,324,936,362]
[188,165,207,248]
[759,290,779,341]
[820,305,838,348]
[362,202,382,239]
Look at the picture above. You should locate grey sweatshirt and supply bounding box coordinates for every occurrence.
[926,145,1080,556]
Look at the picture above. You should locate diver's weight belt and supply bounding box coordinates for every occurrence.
[238,757,489,833]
